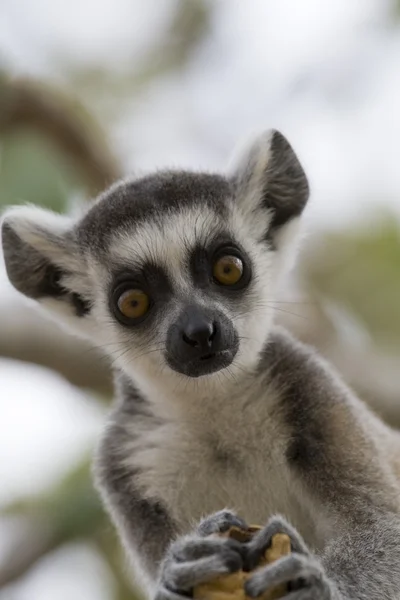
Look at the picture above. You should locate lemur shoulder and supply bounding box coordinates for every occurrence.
[3,130,400,600]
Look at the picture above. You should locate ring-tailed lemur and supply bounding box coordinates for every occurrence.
[2,130,400,600]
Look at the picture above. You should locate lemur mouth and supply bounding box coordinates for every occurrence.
[200,353,216,361]
[166,348,237,378]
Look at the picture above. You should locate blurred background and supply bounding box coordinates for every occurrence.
[1,0,400,598]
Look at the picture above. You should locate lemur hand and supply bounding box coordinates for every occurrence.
[244,516,335,600]
[155,510,247,600]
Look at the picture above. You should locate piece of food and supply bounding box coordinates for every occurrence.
[193,526,291,600]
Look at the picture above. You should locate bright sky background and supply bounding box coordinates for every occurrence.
[1,0,400,597]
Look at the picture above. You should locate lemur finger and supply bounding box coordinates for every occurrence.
[197,509,249,536]
[244,553,325,598]
[163,552,243,592]
[245,515,310,571]
[263,590,320,600]
[172,535,246,562]
[279,587,332,600]
[154,585,189,600]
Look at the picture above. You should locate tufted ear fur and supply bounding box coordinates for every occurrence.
[229,129,309,230]
[1,205,92,323]
[228,129,309,275]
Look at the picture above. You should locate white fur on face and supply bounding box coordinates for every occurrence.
[3,193,303,405]
[92,202,299,404]
[109,206,221,293]
[2,127,306,399]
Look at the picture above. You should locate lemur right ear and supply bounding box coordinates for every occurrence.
[229,130,309,233]
[1,205,91,321]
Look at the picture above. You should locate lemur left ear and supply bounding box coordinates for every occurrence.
[229,130,309,233]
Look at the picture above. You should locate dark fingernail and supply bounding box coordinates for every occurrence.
[225,552,243,572]
[242,550,260,573]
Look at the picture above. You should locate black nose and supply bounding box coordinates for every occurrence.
[182,317,217,352]
[166,306,238,376]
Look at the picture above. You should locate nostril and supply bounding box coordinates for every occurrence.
[181,318,217,350]
[209,322,217,343]
[182,332,199,348]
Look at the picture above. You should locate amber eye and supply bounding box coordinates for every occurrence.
[117,289,150,320]
[213,255,244,286]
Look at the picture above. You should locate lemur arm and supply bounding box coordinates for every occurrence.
[266,329,400,599]
[299,417,400,600]
[290,424,400,600]
[93,380,179,594]
[321,513,400,599]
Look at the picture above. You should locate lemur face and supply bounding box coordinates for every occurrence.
[1,130,309,384]
[77,173,263,379]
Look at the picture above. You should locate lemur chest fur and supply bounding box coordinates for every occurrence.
[122,382,319,546]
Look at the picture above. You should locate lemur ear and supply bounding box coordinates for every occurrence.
[229,130,309,232]
[1,205,90,319]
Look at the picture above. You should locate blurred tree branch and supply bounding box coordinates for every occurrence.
[0,458,141,598]
[0,76,120,392]
[66,0,212,113]
[132,0,211,83]
[0,460,105,589]
[0,519,59,590]
[0,294,112,395]
[0,0,213,396]
[0,77,122,196]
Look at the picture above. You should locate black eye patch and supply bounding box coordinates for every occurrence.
[71,293,91,317]
[189,237,252,293]
[112,263,172,295]
[109,262,173,327]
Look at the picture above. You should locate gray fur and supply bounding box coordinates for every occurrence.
[1,222,63,299]
[93,373,178,583]
[77,171,231,257]
[2,129,400,600]
[232,130,309,234]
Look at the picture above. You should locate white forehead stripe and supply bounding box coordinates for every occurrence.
[108,202,273,285]
[109,206,220,281]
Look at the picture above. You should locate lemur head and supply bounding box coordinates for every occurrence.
[1,130,309,387]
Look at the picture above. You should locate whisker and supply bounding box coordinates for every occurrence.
[267,300,315,306]
[267,306,308,321]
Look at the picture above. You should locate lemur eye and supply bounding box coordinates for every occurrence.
[213,255,244,286]
[117,289,150,320]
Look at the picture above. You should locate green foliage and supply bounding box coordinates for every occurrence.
[304,213,400,348]
[0,130,79,212]
[4,457,104,543]
[2,458,141,599]
[47,458,105,541]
